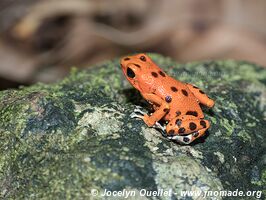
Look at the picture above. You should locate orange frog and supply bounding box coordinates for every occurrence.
[120,53,215,144]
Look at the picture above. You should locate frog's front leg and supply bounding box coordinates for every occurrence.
[166,115,210,144]
[131,93,169,127]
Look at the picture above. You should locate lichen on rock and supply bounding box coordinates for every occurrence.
[0,54,265,199]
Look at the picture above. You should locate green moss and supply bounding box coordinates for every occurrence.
[251,169,266,197]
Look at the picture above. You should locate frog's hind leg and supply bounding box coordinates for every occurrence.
[170,126,209,144]
[166,115,210,144]
[166,115,210,136]
[186,83,214,108]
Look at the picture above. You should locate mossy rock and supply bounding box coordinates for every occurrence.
[0,54,265,200]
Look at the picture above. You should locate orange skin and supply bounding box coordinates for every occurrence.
[120,53,215,144]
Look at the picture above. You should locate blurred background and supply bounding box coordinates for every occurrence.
[0,0,266,90]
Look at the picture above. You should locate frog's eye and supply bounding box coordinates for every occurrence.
[140,56,146,62]
[127,67,135,78]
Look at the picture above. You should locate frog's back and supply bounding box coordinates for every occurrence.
[154,76,204,121]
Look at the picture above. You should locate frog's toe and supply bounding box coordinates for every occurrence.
[130,113,144,119]
[168,134,193,144]
[133,108,146,115]
[130,107,147,119]
[153,122,166,131]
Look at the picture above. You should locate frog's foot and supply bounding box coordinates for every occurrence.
[167,134,193,145]
[166,116,210,144]
[153,122,166,132]
[169,128,208,144]
[130,107,147,119]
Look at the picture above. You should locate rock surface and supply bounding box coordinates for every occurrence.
[0,54,265,199]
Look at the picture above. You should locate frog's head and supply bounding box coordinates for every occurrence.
[120,53,157,91]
